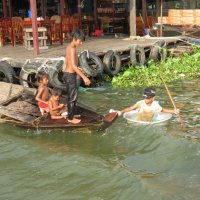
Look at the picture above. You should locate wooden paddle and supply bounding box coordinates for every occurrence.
[160,76,185,128]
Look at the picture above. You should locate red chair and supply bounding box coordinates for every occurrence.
[0,18,14,46]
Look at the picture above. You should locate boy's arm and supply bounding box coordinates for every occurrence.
[70,48,91,86]
[35,87,48,104]
[120,104,138,114]
[162,108,179,114]
[49,101,63,111]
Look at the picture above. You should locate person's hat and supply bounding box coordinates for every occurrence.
[143,87,156,99]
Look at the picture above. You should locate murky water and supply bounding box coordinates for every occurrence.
[0,79,200,200]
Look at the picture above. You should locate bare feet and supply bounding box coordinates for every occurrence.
[68,118,81,124]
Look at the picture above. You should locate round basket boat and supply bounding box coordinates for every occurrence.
[123,110,172,125]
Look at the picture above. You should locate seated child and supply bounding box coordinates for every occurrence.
[48,89,68,120]
[119,87,179,122]
[35,71,50,115]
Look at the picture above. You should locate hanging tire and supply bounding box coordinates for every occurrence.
[20,62,42,88]
[130,45,146,66]
[0,61,16,83]
[48,60,67,91]
[79,51,103,77]
[149,41,167,62]
[103,50,121,76]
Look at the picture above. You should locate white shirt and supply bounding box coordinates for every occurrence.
[136,100,162,113]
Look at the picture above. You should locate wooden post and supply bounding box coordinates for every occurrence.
[60,0,65,16]
[142,0,146,27]
[78,0,82,28]
[160,0,163,37]
[41,0,45,18]
[8,0,12,17]
[130,0,136,36]
[30,0,39,56]
[2,0,7,18]
[156,0,161,20]
[93,0,98,29]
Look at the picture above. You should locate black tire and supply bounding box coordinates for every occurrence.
[130,45,146,66]
[149,41,167,62]
[20,62,42,88]
[48,60,67,91]
[79,51,103,77]
[103,50,121,76]
[0,61,16,83]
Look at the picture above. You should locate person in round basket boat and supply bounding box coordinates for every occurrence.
[118,87,180,122]
[63,29,91,124]
[35,71,50,115]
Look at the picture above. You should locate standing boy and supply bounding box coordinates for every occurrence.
[63,29,91,124]
[35,71,50,115]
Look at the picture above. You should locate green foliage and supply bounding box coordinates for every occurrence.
[112,46,200,88]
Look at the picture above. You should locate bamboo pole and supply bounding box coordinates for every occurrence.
[160,76,185,128]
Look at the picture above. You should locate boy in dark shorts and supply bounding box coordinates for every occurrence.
[63,29,91,124]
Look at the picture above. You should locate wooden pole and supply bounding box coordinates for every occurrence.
[60,0,65,16]
[30,0,39,57]
[93,0,98,29]
[130,0,136,36]
[156,0,161,21]
[160,0,163,37]
[78,0,82,28]
[2,0,7,18]
[160,76,185,128]
[41,0,45,18]
[8,0,12,17]
[142,0,146,28]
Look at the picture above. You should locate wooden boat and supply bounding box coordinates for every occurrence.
[0,93,118,132]
[123,110,172,125]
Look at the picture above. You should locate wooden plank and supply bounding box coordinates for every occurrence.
[0,106,35,123]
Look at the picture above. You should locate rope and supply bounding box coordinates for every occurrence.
[80,49,90,58]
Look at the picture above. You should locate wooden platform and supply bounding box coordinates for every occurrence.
[0,36,184,64]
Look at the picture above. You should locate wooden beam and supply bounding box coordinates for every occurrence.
[78,0,82,28]
[2,0,7,17]
[60,0,65,16]
[93,0,98,29]
[8,0,12,17]
[160,0,163,37]
[142,0,146,26]
[156,0,161,20]
[30,0,39,56]
[41,0,45,18]
[130,0,136,36]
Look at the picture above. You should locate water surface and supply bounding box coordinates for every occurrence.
[0,79,200,200]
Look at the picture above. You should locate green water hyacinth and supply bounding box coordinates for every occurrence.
[112,46,200,88]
